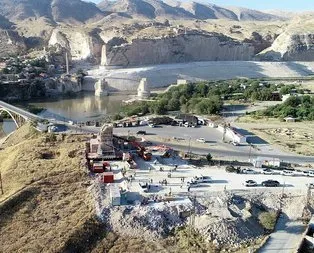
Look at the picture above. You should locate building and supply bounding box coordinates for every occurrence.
[284,117,296,122]
[110,185,121,206]
[87,124,116,160]
[252,157,281,168]
[217,125,247,144]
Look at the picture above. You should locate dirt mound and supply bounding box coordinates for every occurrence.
[0,129,95,252]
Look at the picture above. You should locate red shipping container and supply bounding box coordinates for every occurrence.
[103,172,114,183]
[92,162,104,173]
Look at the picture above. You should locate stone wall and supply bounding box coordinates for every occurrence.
[101,33,255,66]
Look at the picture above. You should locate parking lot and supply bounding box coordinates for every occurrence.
[112,153,314,201]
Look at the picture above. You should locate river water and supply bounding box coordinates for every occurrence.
[1,92,130,135]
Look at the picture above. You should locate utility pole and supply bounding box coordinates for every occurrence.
[188,194,196,248]
[0,172,3,195]
[188,136,191,160]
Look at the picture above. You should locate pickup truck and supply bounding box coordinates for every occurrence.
[190,175,212,184]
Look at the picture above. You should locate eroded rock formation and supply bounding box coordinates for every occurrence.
[101,33,255,66]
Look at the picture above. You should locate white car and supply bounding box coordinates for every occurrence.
[308,171,314,177]
[191,176,212,183]
[263,169,274,175]
[242,168,257,174]
[196,138,206,143]
[244,180,258,187]
[281,170,294,176]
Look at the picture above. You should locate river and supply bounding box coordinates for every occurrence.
[0,92,130,135]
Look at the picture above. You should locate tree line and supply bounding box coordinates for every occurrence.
[119,79,306,117]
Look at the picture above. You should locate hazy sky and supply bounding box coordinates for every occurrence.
[87,0,313,11]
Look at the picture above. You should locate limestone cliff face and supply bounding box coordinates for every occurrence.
[0,29,26,57]
[101,33,255,66]
[49,29,104,63]
[258,33,314,61]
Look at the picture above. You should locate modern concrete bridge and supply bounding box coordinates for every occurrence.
[0,100,43,128]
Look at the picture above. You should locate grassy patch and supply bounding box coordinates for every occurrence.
[258,211,278,231]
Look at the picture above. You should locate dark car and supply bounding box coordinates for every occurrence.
[136,130,146,135]
[262,180,280,187]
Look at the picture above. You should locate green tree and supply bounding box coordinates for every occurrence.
[167,98,180,111]
[206,153,212,163]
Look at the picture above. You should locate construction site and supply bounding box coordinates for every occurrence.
[1,123,314,252]
[82,123,314,252]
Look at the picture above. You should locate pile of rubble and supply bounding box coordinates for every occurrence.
[109,203,192,240]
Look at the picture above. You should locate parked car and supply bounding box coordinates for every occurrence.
[262,180,280,187]
[244,180,257,187]
[307,183,314,189]
[263,169,274,175]
[191,175,212,183]
[196,138,206,143]
[148,123,156,128]
[281,170,294,176]
[225,165,240,173]
[136,130,146,135]
[308,171,314,177]
[242,168,258,174]
[302,171,309,176]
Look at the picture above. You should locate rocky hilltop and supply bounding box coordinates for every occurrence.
[0,0,313,64]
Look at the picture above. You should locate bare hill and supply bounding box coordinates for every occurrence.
[98,0,284,21]
[227,6,286,21]
[98,0,193,19]
[0,0,106,24]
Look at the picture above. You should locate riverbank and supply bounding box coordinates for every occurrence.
[86,61,314,91]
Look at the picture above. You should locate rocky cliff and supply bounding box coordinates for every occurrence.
[101,33,255,66]
[0,29,26,57]
[49,29,104,63]
[259,32,314,61]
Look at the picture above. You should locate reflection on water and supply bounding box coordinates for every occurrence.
[26,92,129,121]
[0,119,16,136]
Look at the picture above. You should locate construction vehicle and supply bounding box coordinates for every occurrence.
[113,135,152,161]
[129,141,152,161]
[137,145,152,161]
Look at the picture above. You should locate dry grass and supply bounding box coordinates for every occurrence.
[237,116,314,157]
[0,124,96,253]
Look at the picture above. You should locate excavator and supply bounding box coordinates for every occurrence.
[129,140,152,161]
[113,135,152,161]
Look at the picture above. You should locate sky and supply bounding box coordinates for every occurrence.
[87,0,313,11]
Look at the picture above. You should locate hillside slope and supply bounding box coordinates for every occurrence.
[0,0,106,24]
[98,0,284,21]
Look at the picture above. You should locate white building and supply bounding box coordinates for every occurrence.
[252,157,281,168]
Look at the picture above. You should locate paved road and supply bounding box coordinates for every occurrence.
[113,125,314,164]
[259,215,305,253]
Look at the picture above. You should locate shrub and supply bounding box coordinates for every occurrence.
[258,211,278,231]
